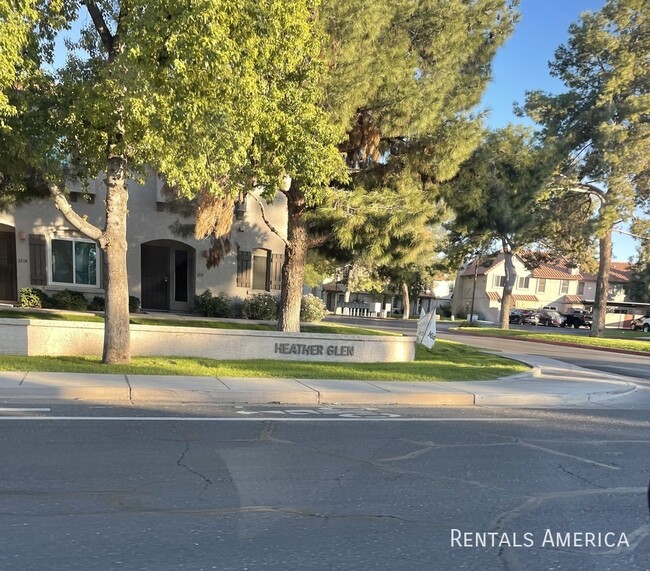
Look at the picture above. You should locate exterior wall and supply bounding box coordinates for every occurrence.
[452,274,498,321]
[0,318,416,363]
[0,175,288,309]
[453,255,633,323]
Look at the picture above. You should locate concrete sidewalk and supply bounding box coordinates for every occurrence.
[0,355,638,407]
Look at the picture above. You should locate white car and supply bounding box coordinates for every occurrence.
[631,316,650,332]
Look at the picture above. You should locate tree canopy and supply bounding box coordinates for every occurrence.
[522,0,650,335]
[1,0,344,361]
[442,125,558,327]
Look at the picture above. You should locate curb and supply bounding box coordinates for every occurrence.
[449,330,650,357]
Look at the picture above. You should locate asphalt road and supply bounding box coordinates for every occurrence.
[0,403,649,571]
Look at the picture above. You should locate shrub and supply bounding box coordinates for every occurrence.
[129,296,141,313]
[88,296,106,311]
[50,289,88,311]
[458,320,481,328]
[19,287,48,309]
[193,289,232,318]
[300,294,327,323]
[230,296,245,319]
[438,304,452,318]
[243,293,278,321]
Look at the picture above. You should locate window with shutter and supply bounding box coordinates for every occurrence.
[270,253,284,290]
[236,249,252,288]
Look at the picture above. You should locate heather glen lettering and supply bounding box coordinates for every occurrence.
[274,343,355,357]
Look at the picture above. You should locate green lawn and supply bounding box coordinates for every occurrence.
[0,309,393,336]
[0,341,528,382]
[456,327,650,353]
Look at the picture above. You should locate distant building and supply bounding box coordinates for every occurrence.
[451,254,634,323]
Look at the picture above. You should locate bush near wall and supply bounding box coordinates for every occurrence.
[19,288,49,309]
[243,293,278,321]
[194,290,233,318]
[18,288,141,314]
[300,294,327,323]
[50,290,89,311]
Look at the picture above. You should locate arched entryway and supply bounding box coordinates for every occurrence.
[141,240,195,311]
[0,224,17,302]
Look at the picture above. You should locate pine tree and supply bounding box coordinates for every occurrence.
[443,126,556,329]
[269,0,519,331]
[522,0,650,336]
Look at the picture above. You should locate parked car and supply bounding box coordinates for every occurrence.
[522,311,541,326]
[631,316,650,332]
[509,309,536,324]
[563,310,593,329]
[537,309,567,327]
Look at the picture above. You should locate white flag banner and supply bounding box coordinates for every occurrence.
[416,310,437,349]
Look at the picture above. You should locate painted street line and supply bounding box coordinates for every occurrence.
[0,408,51,412]
[237,407,402,418]
[0,416,538,422]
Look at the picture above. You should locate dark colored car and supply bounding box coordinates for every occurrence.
[537,309,566,327]
[509,309,536,324]
[563,310,593,329]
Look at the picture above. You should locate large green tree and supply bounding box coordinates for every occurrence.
[443,126,557,329]
[522,0,650,336]
[1,1,341,361]
[0,0,36,122]
[274,0,518,331]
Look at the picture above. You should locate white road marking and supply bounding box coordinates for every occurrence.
[0,416,538,422]
[0,408,51,412]
[236,407,401,418]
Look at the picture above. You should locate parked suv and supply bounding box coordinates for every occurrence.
[563,310,593,329]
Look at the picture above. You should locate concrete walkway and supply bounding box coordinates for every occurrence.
[0,355,638,407]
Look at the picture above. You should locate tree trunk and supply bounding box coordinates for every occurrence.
[499,246,516,329]
[102,155,131,363]
[401,281,410,319]
[590,228,613,338]
[277,186,308,332]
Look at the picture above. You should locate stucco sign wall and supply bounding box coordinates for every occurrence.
[0,319,416,363]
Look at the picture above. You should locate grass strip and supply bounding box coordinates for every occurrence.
[0,341,528,382]
[457,327,650,352]
[0,310,393,336]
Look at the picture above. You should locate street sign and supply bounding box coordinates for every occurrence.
[416,309,437,349]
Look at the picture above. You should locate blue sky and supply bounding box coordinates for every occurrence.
[481,0,639,261]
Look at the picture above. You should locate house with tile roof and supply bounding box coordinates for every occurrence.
[451,253,634,324]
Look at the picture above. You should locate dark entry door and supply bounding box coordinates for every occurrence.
[141,245,169,310]
[0,232,17,301]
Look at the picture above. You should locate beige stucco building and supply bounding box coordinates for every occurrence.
[452,254,633,324]
[0,175,288,311]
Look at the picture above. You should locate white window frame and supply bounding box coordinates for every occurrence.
[49,237,100,288]
[560,280,570,294]
[517,276,530,290]
[492,274,506,288]
[577,281,586,295]
[536,278,547,294]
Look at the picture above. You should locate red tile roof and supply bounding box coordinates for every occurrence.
[460,255,631,283]
[563,295,583,303]
[512,294,539,302]
[487,291,501,301]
